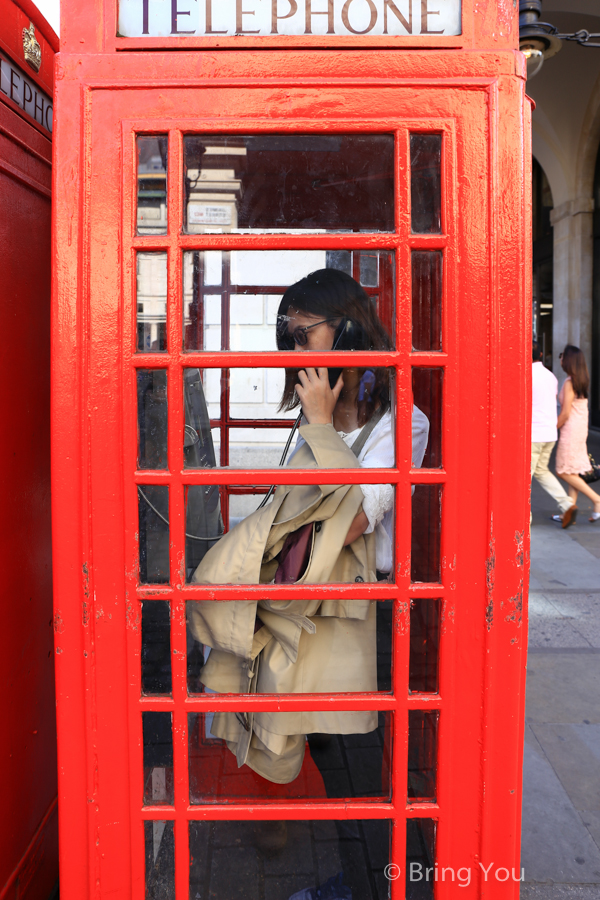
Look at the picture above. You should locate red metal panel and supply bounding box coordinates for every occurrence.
[53,10,530,897]
[0,80,57,900]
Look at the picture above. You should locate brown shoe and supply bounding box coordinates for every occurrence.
[561,505,578,529]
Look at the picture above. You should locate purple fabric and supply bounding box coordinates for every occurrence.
[274,522,314,584]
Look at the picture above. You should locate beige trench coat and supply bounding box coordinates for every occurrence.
[187,423,380,783]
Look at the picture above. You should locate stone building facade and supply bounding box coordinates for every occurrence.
[529,0,600,428]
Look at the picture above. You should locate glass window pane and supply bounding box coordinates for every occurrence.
[187,596,391,694]
[137,370,168,469]
[189,819,390,899]
[376,599,393,693]
[408,710,438,801]
[410,134,442,234]
[188,711,391,804]
[411,485,442,584]
[143,711,174,805]
[223,427,294,470]
[183,249,395,351]
[185,480,395,583]
[145,820,174,899]
[137,135,167,235]
[183,135,394,234]
[409,599,441,694]
[185,486,224,581]
[141,601,171,696]
[184,365,396,474]
[406,819,436,899]
[412,250,443,351]
[412,368,442,468]
[138,485,169,584]
[183,368,219,469]
[137,252,167,353]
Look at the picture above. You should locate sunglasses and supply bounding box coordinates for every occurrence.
[276,316,338,350]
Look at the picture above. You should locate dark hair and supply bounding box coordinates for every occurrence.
[277,269,391,426]
[562,344,589,399]
[532,341,542,363]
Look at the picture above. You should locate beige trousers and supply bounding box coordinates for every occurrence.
[531,441,574,516]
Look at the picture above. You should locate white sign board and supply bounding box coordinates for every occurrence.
[118,0,461,39]
[0,50,53,134]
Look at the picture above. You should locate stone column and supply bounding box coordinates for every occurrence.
[551,196,595,380]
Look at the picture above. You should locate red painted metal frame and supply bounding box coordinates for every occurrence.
[52,5,530,896]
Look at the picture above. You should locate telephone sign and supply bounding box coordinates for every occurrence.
[118,0,461,39]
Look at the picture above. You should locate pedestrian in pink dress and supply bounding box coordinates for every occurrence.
[555,345,600,523]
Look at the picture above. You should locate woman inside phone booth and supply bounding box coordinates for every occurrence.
[187,268,429,784]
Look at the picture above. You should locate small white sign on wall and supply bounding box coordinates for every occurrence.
[118,0,461,39]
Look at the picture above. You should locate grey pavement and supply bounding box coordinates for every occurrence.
[522,430,600,897]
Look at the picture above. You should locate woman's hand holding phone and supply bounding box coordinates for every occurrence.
[296,367,344,425]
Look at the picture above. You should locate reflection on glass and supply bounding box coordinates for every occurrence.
[137,370,168,469]
[138,485,169,584]
[412,250,443,351]
[145,820,174,899]
[189,819,390,900]
[137,135,167,235]
[224,427,294,470]
[183,134,395,233]
[183,249,395,351]
[406,819,436,900]
[137,252,167,353]
[376,599,393,693]
[185,486,223,582]
[183,368,219,470]
[186,628,206,696]
[409,599,441,694]
[141,601,171,696]
[412,369,443,468]
[410,134,442,234]
[227,491,270,523]
[143,711,174,806]
[360,251,379,288]
[408,711,438,801]
[411,485,442,584]
[188,711,390,804]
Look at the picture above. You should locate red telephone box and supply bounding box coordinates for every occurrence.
[0,2,58,897]
[52,2,531,897]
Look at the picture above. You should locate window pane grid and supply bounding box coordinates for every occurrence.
[127,125,452,898]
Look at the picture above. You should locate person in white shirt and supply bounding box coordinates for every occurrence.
[278,268,430,575]
[531,341,577,528]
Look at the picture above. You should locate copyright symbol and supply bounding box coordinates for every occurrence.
[384,864,402,881]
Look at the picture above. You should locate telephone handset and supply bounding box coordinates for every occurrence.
[257,317,366,509]
[300,317,364,388]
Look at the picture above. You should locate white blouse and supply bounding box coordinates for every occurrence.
[290,406,430,574]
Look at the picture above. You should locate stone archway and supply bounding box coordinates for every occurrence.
[532,157,554,368]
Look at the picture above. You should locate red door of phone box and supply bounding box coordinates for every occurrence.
[52,1,532,897]
[0,1,58,898]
